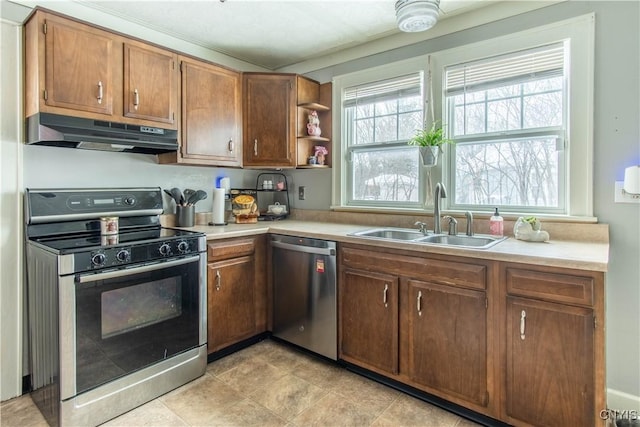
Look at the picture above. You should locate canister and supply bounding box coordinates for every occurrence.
[100,216,119,235]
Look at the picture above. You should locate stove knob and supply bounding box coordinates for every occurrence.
[91,253,106,266]
[123,196,136,206]
[159,243,172,256]
[177,241,189,253]
[116,249,130,262]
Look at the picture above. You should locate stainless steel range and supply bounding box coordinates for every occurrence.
[24,188,207,427]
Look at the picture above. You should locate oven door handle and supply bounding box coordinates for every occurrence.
[77,255,200,283]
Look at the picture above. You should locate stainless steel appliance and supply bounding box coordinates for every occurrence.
[271,235,337,360]
[26,112,179,153]
[25,188,207,427]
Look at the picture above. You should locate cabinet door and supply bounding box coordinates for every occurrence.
[44,17,114,115]
[506,296,595,426]
[243,74,296,168]
[207,256,256,353]
[408,280,488,407]
[339,269,398,375]
[123,42,177,126]
[180,58,241,166]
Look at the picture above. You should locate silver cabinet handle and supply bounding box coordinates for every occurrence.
[417,290,422,316]
[253,139,258,156]
[215,270,221,291]
[228,138,234,152]
[520,310,526,340]
[97,81,103,104]
[133,88,139,110]
[383,283,389,307]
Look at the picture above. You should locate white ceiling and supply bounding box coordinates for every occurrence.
[76,0,495,70]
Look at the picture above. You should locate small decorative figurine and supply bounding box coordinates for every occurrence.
[514,216,550,242]
[314,146,328,165]
[307,110,322,136]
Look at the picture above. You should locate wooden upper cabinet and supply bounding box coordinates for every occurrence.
[25,10,178,129]
[40,14,114,116]
[243,73,296,168]
[173,57,242,166]
[123,42,178,127]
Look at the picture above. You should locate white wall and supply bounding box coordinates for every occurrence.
[0,12,24,400]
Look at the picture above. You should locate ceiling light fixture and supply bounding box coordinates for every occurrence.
[395,0,440,32]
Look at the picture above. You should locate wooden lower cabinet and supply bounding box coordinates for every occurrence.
[502,263,604,427]
[339,244,605,426]
[339,269,399,375]
[407,280,488,407]
[206,236,266,354]
[339,244,494,415]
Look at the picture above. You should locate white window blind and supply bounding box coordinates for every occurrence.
[343,73,422,108]
[445,43,565,95]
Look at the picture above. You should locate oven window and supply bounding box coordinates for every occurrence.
[75,259,201,394]
[101,278,182,339]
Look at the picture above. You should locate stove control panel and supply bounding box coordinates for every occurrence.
[76,236,203,271]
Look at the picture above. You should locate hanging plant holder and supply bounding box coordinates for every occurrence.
[420,146,439,167]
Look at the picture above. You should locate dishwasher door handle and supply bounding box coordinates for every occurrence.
[271,240,335,256]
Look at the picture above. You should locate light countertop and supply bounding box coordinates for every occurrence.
[185,220,609,272]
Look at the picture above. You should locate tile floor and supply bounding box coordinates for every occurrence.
[1,339,482,427]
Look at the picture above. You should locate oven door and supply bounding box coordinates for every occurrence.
[58,253,206,400]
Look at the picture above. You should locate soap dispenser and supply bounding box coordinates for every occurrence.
[489,207,504,236]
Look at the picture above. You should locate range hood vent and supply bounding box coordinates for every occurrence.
[26,113,179,154]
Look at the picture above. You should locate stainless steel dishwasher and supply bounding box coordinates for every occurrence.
[271,234,337,360]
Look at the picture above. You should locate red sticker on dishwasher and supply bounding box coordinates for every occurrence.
[316,259,325,273]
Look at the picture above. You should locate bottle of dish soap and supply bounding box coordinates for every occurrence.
[489,207,504,237]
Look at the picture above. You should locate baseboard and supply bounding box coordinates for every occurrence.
[608,388,640,411]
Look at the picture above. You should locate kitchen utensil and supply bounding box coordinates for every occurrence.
[189,190,207,206]
[183,189,195,204]
[170,187,184,206]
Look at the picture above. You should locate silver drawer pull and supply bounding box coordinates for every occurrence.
[228,138,234,152]
[520,310,526,340]
[97,81,103,104]
[133,89,139,110]
[215,270,221,291]
[253,139,258,156]
[417,290,422,316]
[383,283,388,307]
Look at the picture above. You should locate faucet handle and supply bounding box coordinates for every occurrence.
[443,216,458,235]
[465,211,474,236]
[414,221,428,234]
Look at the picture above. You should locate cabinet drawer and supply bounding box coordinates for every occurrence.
[506,267,594,307]
[341,246,486,290]
[208,238,255,262]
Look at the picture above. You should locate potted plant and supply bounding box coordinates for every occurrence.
[407,120,454,167]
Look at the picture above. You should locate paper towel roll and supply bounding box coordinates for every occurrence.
[212,188,226,224]
[624,165,640,195]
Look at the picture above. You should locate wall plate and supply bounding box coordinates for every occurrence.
[614,181,640,204]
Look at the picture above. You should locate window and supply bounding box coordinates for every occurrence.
[344,73,424,206]
[445,43,567,213]
[333,14,594,218]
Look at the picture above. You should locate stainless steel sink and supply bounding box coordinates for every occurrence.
[416,233,507,249]
[349,228,427,241]
[349,227,507,249]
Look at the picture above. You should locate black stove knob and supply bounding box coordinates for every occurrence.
[91,253,106,267]
[123,196,136,206]
[159,243,172,256]
[177,241,189,253]
[116,249,130,262]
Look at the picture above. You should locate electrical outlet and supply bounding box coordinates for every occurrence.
[298,186,306,200]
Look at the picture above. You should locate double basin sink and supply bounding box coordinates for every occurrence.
[349,227,507,249]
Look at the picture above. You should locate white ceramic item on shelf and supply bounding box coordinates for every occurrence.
[514,217,550,242]
[268,202,286,215]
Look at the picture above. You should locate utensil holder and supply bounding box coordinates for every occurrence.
[176,205,195,227]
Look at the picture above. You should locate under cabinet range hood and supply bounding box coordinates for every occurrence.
[26,113,179,154]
